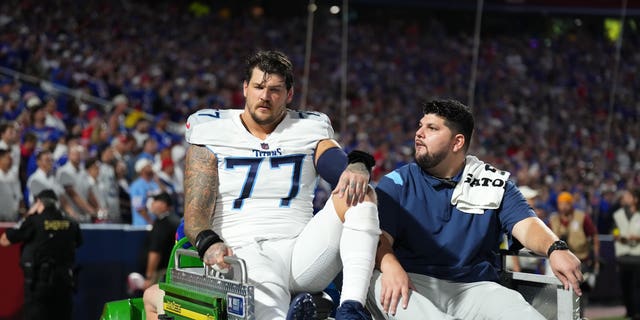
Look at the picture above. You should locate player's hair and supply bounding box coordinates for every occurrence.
[421,99,474,151]
[244,50,294,90]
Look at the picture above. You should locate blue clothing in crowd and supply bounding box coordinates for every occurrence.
[129,178,160,226]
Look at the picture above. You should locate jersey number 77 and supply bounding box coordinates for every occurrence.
[226,154,305,209]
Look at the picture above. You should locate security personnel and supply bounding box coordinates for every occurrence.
[0,189,83,320]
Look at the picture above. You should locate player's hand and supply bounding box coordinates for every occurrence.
[202,242,234,273]
[332,162,370,206]
[548,250,583,296]
[380,263,414,316]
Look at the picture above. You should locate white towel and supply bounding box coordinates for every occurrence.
[451,156,511,214]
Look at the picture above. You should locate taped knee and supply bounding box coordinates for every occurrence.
[343,202,381,235]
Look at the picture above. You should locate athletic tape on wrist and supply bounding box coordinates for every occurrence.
[195,230,222,259]
[348,150,375,173]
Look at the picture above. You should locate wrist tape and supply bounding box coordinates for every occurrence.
[195,230,222,259]
[348,150,375,173]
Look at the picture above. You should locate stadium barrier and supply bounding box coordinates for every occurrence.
[0,224,622,320]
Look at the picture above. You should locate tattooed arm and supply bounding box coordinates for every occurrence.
[183,144,233,268]
[183,144,219,244]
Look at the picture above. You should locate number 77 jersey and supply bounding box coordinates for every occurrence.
[185,108,335,246]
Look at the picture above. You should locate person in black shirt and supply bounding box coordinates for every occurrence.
[143,192,181,289]
[1,189,83,320]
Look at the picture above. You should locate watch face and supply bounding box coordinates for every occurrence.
[548,240,569,257]
[557,240,569,250]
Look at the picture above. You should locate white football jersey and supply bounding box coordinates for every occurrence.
[185,108,334,246]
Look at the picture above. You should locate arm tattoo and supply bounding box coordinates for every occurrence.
[183,144,219,244]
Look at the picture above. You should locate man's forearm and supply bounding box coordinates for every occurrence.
[60,197,79,220]
[138,208,152,223]
[183,145,219,243]
[376,232,398,271]
[68,188,96,214]
[512,217,559,256]
[593,234,600,262]
[146,251,161,279]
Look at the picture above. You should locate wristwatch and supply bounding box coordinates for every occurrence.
[547,240,569,257]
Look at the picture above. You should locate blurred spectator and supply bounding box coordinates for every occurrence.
[56,144,97,222]
[81,109,110,152]
[25,133,60,180]
[131,118,152,150]
[111,133,136,181]
[115,159,132,224]
[20,132,38,188]
[140,192,180,289]
[149,113,180,151]
[0,121,20,175]
[129,158,160,226]
[43,97,66,134]
[80,156,107,222]
[0,81,21,120]
[24,96,63,146]
[549,191,600,314]
[25,149,74,215]
[612,188,640,320]
[595,189,616,234]
[108,94,129,135]
[137,137,158,163]
[156,157,182,216]
[97,145,121,222]
[170,144,186,216]
[0,148,24,221]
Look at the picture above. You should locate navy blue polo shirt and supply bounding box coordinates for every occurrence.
[375,162,534,283]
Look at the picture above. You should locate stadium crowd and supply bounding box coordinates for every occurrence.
[0,1,639,232]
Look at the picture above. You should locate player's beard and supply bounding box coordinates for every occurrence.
[415,148,447,171]
[249,103,286,126]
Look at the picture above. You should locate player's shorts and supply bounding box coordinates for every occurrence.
[232,197,344,319]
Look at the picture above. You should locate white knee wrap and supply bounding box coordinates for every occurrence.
[343,202,381,235]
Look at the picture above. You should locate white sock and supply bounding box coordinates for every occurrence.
[339,202,380,306]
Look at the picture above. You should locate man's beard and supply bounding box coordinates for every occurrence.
[415,149,447,171]
[250,104,285,126]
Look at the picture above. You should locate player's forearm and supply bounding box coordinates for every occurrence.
[183,144,219,244]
